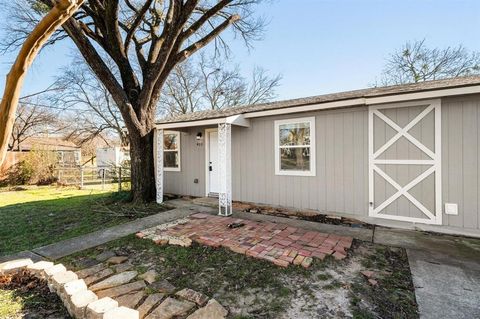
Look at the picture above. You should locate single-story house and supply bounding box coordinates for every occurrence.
[154,76,480,238]
[16,136,82,167]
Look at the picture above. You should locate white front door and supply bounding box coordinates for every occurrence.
[207,130,220,195]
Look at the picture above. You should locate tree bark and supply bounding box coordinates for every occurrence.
[0,0,83,166]
[129,129,156,202]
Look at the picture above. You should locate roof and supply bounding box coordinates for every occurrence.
[19,137,80,152]
[157,76,480,125]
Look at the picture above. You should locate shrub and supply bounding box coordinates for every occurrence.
[2,150,58,186]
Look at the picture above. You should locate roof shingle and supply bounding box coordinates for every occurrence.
[157,76,480,124]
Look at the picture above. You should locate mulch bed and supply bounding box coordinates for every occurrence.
[234,202,375,229]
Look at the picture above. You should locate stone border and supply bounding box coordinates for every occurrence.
[0,258,139,319]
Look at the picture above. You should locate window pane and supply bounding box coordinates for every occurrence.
[280,147,310,171]
[279,122,310,146]
[164,151,179,168]
[164,133,178,150]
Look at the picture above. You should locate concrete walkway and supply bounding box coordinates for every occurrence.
[407,249,480,319]
[373,226,480,319]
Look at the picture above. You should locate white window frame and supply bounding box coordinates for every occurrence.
[274,117,316,176]
[163,131,181,172]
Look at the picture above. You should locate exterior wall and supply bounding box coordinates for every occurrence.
[164,126,210,197]
[231,107,369,216]
[442,95,480,232]
[162,94,480,235]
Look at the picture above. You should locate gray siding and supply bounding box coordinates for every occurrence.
[231,107,369,216]
[164,126,209,197]
[442,96,480,231]
[162,94,480,233]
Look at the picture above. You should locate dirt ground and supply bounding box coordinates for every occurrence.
[59,234,418,319]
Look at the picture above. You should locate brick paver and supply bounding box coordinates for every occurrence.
[137,214,353,268]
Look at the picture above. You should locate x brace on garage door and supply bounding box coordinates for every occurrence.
[368,99,442,225]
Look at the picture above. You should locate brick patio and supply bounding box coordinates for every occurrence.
[137,213,353,268]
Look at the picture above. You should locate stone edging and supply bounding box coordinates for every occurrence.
[0,258,138,319]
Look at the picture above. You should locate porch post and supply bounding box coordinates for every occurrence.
[155,128,164,204]
[218,123,232,216]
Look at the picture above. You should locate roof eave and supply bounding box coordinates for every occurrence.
[155,83,480,129]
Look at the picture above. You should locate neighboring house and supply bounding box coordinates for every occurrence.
[154,76,480,238]
[16,137,81,167]
[96,146,130,168]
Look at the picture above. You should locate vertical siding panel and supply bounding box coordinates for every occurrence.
[463,101,478,229]
[317,114,327,212]
[477,99,480,230]
[344,112,355,213]
[374,112,386,212]
[442,103,450,226]
[263,120,271,205]
[308,115,320,210]
[233,127,241,200]
[421,109,435,216]
[325,113,335,212]
[241,127,248,201]
[334,113,345,212]
[448,102,464,228]
[353,110,365,215]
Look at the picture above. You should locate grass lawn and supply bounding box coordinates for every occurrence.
[59,235,418,319]
[0,186,169,255]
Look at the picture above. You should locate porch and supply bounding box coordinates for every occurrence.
[155,114,251,216]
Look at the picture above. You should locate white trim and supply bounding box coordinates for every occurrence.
[226,114,250,127]
[156,114,249,129]
[366,85,480,105]
[218,123,232,216]
[373,159,435,165]
[368,99,442,225]
[163,131,181,172]
[204,128,217,197]
[157,118,225,129]
[155,85,480,129]
[274,117,316,177]
[244,98,366,119]
[155,129,164,204]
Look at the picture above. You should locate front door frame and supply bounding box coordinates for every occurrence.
[204,128,218,197]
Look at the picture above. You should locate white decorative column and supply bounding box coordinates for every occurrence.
[155,129,164,204]
[218,123,232,216]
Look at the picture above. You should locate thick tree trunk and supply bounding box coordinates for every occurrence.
[129,129,156,202]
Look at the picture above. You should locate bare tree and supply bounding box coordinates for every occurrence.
[2,0,266,202]
[161,54,281,116]
[54,59,128,146]
[8,102,58,151]
[380,39,480,85]
[161,59,204,116]
[0,0,82,166]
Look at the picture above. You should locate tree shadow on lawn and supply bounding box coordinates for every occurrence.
[0,191,170,256]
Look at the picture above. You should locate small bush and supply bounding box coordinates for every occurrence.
[2,150,57,186]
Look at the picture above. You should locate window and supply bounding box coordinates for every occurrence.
[164,131,181,171]
[274,117,316,176]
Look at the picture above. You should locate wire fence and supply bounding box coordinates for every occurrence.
[54,166,131,191]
